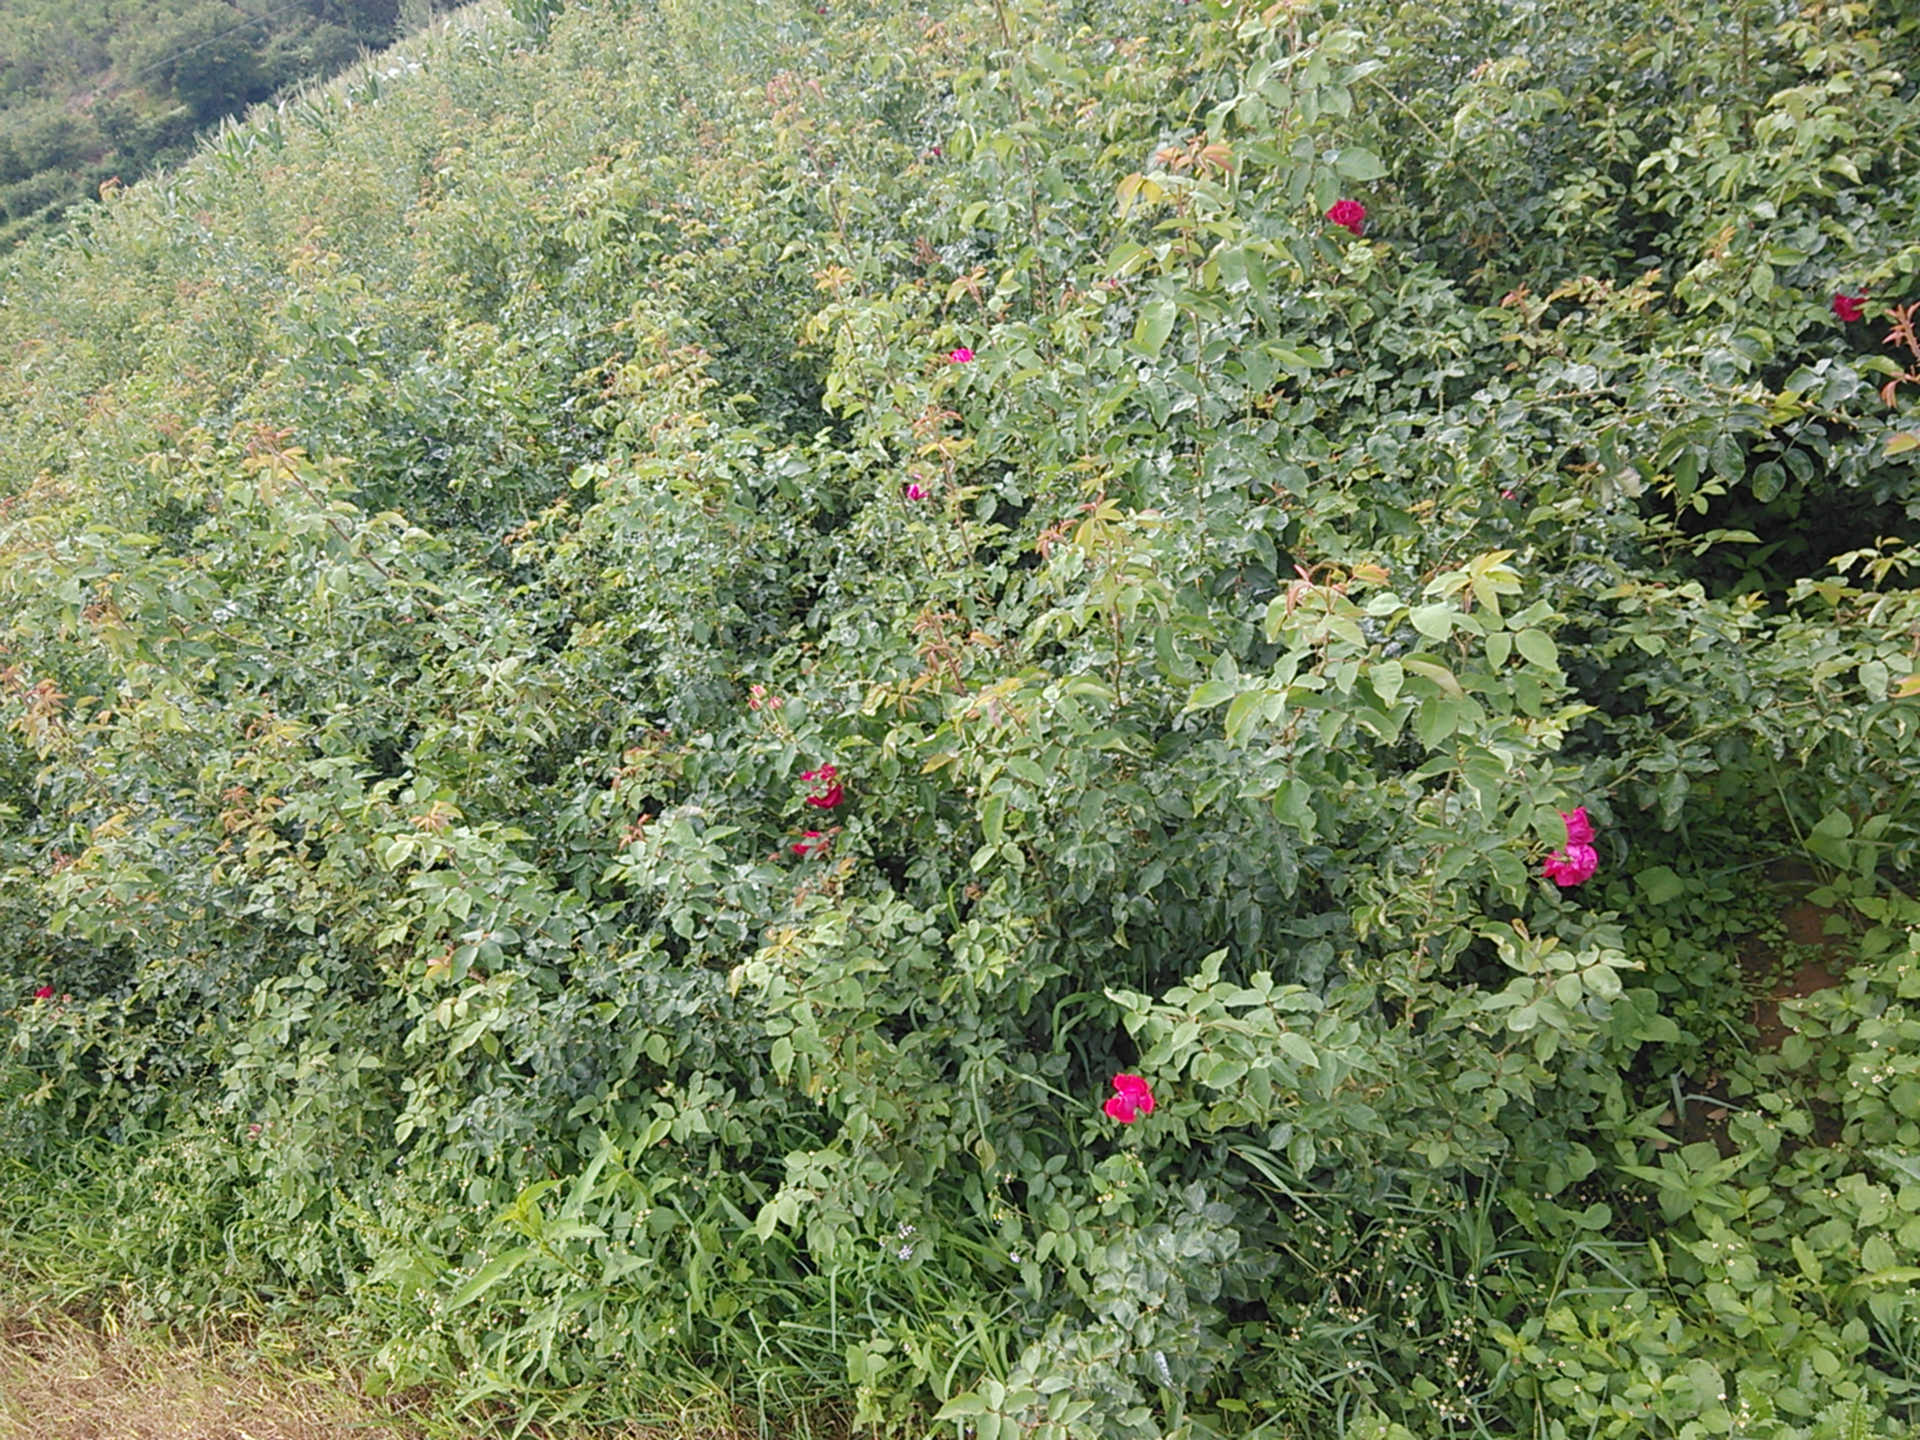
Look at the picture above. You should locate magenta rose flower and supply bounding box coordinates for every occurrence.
[1103,1073,1155,1123]
[1831,291,1868,323]
[1326,199,1367,237]
[1542,806,1599,887]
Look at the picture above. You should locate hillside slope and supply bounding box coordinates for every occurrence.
[0,0,405,251]
[3,0,1919,1435]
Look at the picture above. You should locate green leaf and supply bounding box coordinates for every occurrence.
[1709,432,1744,483]
[1204,1057,1249,1088]
[1224,689,1268,744]
[1275,1032,1317,1068]
[448,1249,533,1310]
[1187,677,1239,710]
[1332,147,1385,180]
[1413,695,1460,748]
[1462,752,1506,811]
[1513,629,1558,669]
[1635,865,1685,904]
[1862,1232,1898,1272]
[981,792,1006,845]
[1006,756,1047,785]
[1410,603,1454,640]
[1807,807,1857,868]
[1400,657,1464,697]
[1812,808,1854,839]
[1134,298,1176,356]
[936,1394,989,1421]
[1273,777,1315,834]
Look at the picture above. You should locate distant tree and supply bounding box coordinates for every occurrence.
[93,96,138,152]
[12,106,83,172]
[308,0,403,43]
[135,4,272,122]
[0,170,64,222]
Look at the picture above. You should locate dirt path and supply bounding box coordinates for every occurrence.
[0,1311,426,1440]
[0,1308,762,1440]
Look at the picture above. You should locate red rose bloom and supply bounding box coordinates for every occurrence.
[791,830,831,858]
[1326,199,1367,237]
[801,764,844,809]
[32,985,54,1000]
[1831,291,1868,323]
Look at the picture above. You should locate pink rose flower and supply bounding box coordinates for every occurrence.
[1103,1073,1155,1123]
[1326,199,1367,237]
[791,830,831,858]
[32,985,53,1000]
[946,347,974,364]
[1543,846,1598,886]
[1831,291,1867,323]
[904,482,928,500]
[1542,806,1599,887]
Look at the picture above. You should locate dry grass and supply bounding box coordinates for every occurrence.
[0,1309,431,1440]
[0,1306,792,1440]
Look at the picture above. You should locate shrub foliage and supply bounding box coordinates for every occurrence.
[3,0,1919,1435]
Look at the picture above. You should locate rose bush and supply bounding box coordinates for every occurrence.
[1,0,1917,1436]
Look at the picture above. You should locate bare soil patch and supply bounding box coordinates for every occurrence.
[0,1310,425,1440]
[1656,864,1855,1156]
[1741,870,1853,1054]
[0,1306,778,1440]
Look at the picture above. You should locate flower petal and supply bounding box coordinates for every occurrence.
[1561,807,1594,846]
[1112,1073,1155,1115]
[1543,843,1598,887]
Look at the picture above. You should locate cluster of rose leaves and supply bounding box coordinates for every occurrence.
[798,285,1646,1122]
[36,210,1874,1115]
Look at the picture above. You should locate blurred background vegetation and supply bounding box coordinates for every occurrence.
[0,0,406,250]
